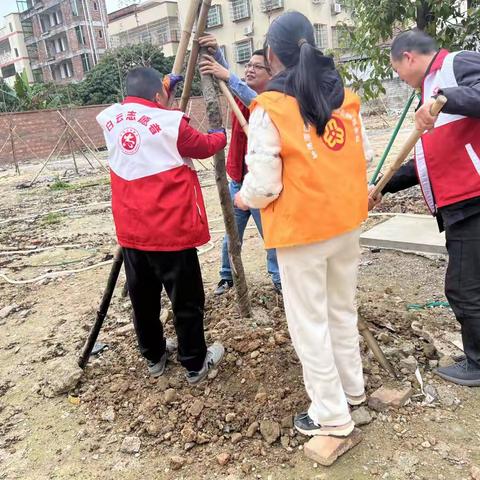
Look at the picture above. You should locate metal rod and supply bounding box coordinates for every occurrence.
[370,90,417,185]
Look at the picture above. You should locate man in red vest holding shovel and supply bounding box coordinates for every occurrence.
[370,29,480,386]
[199,34,282,296]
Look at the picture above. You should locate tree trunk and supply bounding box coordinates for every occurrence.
[416,0,435,31]
[199,47,252,318]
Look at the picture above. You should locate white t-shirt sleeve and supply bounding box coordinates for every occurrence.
[239,106,283,209]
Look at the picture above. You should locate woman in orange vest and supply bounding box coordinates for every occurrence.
[235,11,370,437]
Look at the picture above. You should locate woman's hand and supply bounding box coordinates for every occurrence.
[234,192,249,211]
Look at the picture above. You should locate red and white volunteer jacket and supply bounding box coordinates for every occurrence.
[415,49,480,214]
[97,96,226,251]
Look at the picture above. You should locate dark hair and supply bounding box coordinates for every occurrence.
[126,67,164,101]
[266,11,341,135]
[391,29,438,61]
[252,49,265,57]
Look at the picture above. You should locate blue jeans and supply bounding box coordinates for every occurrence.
[220,180,281,284]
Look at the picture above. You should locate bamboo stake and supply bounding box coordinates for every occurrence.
[56,111,108,173]
[29,127,69,187]
[168,0,202,108]
[9,123,20,175]
[180,0,211,112]
[370,96,447,198]
[172,0,201,74]
[218,81,249,136]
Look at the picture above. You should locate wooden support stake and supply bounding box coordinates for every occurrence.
[78,248,124,369]
[180,0,210,112]
[168,0,202,106]
[199,43,252,318]
[9,123,20,175]
[218,81,249,136]
[29,127,69,187]
[370,96,447,198]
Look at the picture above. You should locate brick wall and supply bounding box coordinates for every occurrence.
[363,78,413,115]
[0,96,232,166]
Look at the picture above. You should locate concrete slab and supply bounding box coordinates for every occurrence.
[361,214,446,255]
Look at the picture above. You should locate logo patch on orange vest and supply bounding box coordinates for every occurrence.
[322,117,346,151]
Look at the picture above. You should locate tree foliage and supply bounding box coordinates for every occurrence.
[0,43,202,112]
[0,72,79,112]
[342,0,480,99]
[78,43,202,106]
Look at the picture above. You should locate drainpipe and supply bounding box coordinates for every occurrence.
[82,0,98,65]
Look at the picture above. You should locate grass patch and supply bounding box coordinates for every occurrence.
[40,212,64,225]
[49,177,72,191]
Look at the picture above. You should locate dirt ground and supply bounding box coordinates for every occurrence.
[1,115,480,480]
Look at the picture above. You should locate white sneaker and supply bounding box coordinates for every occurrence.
[346,392,367,406]
[185,342,225,385]
[146,337,177,377]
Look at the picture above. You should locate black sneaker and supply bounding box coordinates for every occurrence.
[273,282,282,295]
[214,279,233,295]
[435,359,480,386]
[294,412,354,437]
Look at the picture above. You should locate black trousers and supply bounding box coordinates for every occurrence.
[123,247,207,372]
[444,213,480,367]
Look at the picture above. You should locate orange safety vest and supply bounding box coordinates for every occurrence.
[252,89,368,249]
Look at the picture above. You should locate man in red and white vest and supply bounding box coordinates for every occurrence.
[371,29,480,386]
[199,34,282,296]
[97,67,227,385]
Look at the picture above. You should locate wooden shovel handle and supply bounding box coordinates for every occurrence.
[370,95,447,198]
[218,81,249,136]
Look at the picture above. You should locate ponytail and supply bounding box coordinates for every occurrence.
[266,11,344,136]
[286,42,339,136]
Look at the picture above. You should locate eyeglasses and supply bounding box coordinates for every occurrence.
[244,62,269,72]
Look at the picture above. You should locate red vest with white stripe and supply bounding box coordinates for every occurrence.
[415,49,480,214]
[97,98,210,251]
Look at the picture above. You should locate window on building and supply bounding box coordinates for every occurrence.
[313,23,328,50]
[9,23,13,32]
[230,0,250,21]
[81,53,91,73]
[93,2,98,10]
[98,29,103,38]
[33,68,44,83]
[71,0,79,16]
[235,39,252,63]
[49,11,61,27]
[76,26,86,45]
[53,36,67,53]
[0,40,10,57]
[14,48,19,57]
[207,5,223,29]
[331,25,351,50]
[60,61,73,79]
[1,64,16,78]
[260,0,284,13]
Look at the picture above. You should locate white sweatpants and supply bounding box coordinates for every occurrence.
[276,228,364,426]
